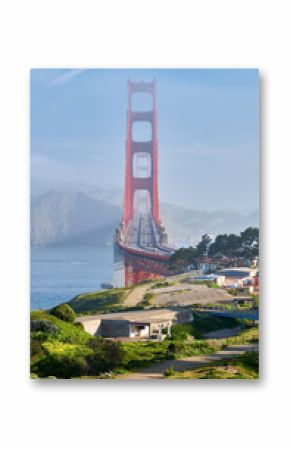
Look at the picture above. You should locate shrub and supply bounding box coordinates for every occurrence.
[168,340,217,358]
[30,311,91,345]
[50,304,76,323]
[31,319,59,334]
[30,340,44,358]
[142,293,155,304]
[227,288,237,296]
[121,341,170,369]
[164,366,176,377]
[87,337,125,374]
[33,353,88,378]
[171,323,193,340]
[237,351,259,371]
[151,281,173,289]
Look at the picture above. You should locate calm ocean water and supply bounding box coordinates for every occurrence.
[31,246,113,310]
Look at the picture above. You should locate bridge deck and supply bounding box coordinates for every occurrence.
[120,213,173,259]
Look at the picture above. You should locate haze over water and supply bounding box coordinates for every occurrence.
[31,246,113,310]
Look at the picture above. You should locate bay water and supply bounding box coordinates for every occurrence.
[31,246,113,310]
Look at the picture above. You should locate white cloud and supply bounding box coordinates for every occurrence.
[50,69,87,86]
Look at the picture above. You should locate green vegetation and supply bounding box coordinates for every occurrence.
[31,310,124,378]
[50,303,76,322]
[67,288,129,315]
[252,294,259,308]
[31,293,258,378]
[151,281,174,289]
[164,351,259,379]
[138,292,155,308]
[190,280,220,288]
[164,366,176,377]
[169,246,197,270]
[208,227,259,259]
[31,310,91,345]
[31,308,247,377]
[227,288,237,295]
[121,340,170,369]
[85,338,125,375]
[170,227,259,270]
[120,327,258,376]
[171,312,242,339]
[120,339,219,370]
[195,234,212,258]
[223,327,258,346]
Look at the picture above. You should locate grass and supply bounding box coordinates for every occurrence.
[42,341,93,357]
[171,311,242,339]
[120,339,220,370]
[164,351,259,379]
[121,341,170,369]
[189,280,220,289]
[31,286,259,378]
[30,311,93,371]
[119,327,258,373]
[31,310,92,345]
[139,292,155,308]
[67,288,129,315]
[151,281,175,289]
[219,326,259,346]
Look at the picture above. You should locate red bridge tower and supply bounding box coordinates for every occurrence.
[123,80,160,226]
[114,80,173,287]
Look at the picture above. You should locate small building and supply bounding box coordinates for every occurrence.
[232,297,254,307]
[214,267,258,288]
[188,274,226,287]
[76,308,193,340]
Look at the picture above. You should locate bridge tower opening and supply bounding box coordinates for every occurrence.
[123,80,160,226]
[113,80,173,288]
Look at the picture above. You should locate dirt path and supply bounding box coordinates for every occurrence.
[203,326,242,339]
[120,343,258,380]
[123,284,151,307]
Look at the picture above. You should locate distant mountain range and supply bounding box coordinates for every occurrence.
[30,188,259,248]
[31,191,121,247]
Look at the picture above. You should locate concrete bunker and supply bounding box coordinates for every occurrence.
[76,308,192,340]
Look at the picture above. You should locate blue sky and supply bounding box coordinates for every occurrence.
[31,68,259,212]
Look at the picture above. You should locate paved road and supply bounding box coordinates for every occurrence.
[120,343,258,380]
[123,284,151,307]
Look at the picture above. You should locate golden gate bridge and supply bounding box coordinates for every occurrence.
[114,80,174,287]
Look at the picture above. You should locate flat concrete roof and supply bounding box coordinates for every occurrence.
[151,284,233,307]
[76,307,189,325]
[215,267,257,278]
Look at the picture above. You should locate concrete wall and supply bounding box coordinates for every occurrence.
[174,309,193,324]
[129,324,150,338]
[80,318,102,336]
[101,319,130,338]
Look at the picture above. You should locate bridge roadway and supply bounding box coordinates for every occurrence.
[120,213,173,259]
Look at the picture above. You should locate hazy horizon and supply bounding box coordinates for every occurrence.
[31,69,259,212]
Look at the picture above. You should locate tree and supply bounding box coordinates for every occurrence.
[208,234,229,257]
[225,233,242,257]
[169,246,197,270]
[195,234,212,258]
[50,303,76,323]
[208,227,259,259]
[87,337,125,374]
[240,227,259,258]
[34,353,89,378]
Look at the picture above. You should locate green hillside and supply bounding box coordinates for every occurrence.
[67,288,129,315]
